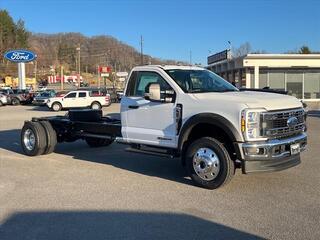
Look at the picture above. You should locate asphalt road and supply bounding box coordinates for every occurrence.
[0,104,319,240]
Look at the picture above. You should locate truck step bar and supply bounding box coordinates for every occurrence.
[126,146,176,158]
[75,132,113,140]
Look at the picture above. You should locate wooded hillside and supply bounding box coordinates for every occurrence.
[0,9,182,78]
[29,32,181,74]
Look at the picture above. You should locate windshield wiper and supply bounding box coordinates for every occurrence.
[188,89,238,93]
[219,89,238,92]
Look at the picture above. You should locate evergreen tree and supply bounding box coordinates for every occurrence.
[0,10,29,59]
[299,45,311,54]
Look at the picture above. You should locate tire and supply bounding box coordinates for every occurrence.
[21,121,47,156]
[85,137,113,147]
[11,98,20,105]
[52,102,62,112]
[0,101,3,107]
[91,102,102,110]
[185,137,235,189]
[39,121,57,154]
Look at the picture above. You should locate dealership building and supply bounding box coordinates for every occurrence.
[207,50,320,102]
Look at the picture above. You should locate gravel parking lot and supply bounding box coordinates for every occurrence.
[0,104,319,240]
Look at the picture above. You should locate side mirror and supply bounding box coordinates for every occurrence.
[145,83,161,101]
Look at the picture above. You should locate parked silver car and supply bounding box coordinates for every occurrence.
[32,90,56,106]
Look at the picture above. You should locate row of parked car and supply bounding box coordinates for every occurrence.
[0,87,124,111]
[0,88,35,106]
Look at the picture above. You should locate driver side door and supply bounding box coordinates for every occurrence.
[62,92,77,108]
[121,71,177,148]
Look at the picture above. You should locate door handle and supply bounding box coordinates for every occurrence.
[128,105,139,109]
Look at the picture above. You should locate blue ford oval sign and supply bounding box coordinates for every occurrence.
[4,49,37,63]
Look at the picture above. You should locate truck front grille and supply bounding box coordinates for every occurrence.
[262,108,306,138]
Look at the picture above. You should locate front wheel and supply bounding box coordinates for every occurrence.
[52,102,62,111]
[185,137,235,189]
[11,98,20,105]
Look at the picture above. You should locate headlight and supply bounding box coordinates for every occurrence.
[241,109,267,141]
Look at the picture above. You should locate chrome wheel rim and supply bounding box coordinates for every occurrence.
[23,129,36,151]
[92,104,100,110]
[193,147,220,181]
[53,104,60,111]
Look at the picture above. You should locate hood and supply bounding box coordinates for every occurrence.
[191,91,302,111]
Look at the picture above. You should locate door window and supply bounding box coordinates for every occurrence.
[64,92,76,98]
[126,71,138,96]
[127,71,170,97]
[78,92,86,98]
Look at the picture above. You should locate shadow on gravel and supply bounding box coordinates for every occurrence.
[0,128,191,186]
[0,129,23,154]
[55,141,193,186]
[0,211,263,240]
[26,106,59,112]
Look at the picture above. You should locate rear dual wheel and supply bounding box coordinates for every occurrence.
[21,121,57,156]
[39,121,57,154]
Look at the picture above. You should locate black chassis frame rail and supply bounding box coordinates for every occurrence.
[30,115,122,142]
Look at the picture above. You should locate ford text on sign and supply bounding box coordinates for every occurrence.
[4,49,37,63]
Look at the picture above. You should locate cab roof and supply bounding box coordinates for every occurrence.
[132,65,205,71]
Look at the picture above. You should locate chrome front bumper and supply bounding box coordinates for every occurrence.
[238,133,307,173]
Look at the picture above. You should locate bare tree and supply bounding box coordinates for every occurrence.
[232,42,252,58]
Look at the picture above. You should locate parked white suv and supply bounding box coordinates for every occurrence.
[47,90,111,111]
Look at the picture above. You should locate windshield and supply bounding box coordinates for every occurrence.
[165,69,238,93]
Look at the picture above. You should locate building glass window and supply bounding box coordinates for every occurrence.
[250,70,255,88]
[259,71,268,88]
[286,71,303,99]
[269,71,285,90]
[241,70,246,87]
[304,71,320,99]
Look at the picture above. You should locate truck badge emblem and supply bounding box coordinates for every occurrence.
[287,116,298,127]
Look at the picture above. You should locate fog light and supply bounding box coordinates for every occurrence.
[244,147,266,155]
[273,145,286,155]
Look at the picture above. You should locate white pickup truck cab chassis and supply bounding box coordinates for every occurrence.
[21,65,307,189]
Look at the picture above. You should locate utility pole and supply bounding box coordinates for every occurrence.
[97,65,101,88]
[60,65,64,90]
[34,60,37,89]
[189,50,192,65]
[76,44,81,87]
[140,35,143,65]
